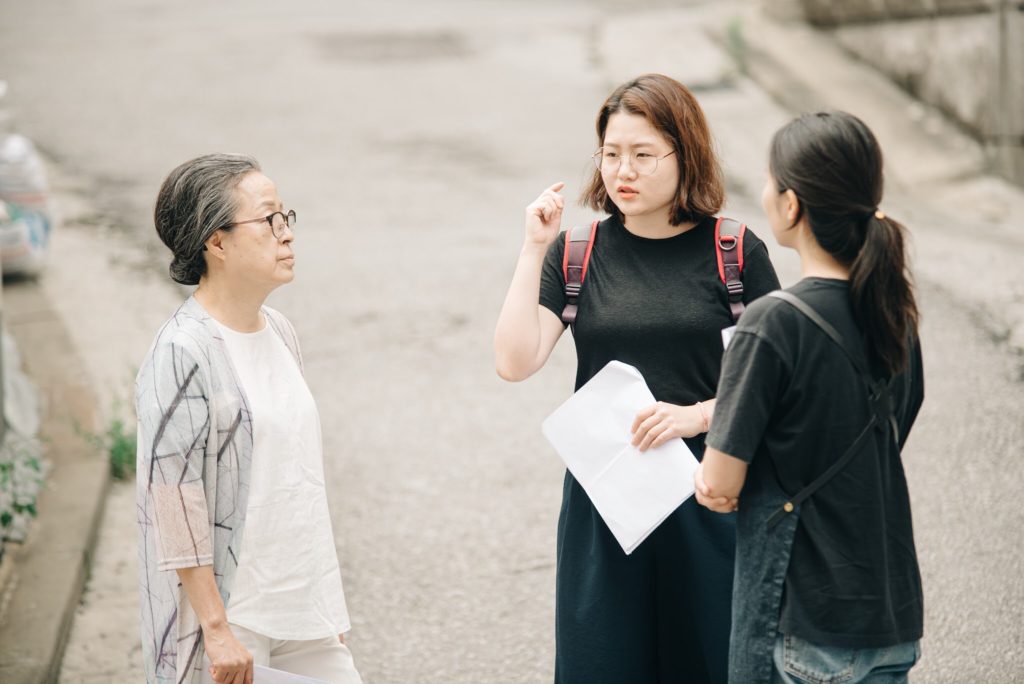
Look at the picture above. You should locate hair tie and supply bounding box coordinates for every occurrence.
[874,209,886,220]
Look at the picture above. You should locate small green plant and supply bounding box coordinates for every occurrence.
[81,414,137,481]
[0,433,46,545]
[105,416,136,481]
[78,391,138,481]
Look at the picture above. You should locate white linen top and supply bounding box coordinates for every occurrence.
[213,317,350,640]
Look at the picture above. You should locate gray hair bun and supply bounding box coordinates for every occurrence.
[154,153,261,286]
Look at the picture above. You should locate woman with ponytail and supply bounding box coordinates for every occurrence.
[693,112,925,683]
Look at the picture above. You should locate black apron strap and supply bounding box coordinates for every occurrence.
[765,416,877,528]
[768,291,869,377]
[764,290,898,529]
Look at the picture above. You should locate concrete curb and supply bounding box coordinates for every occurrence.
[0,278,107,684]
[725,5,987,190]
[0,543,17,618]
[0,152,184,682]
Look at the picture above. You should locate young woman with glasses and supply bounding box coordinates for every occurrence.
[136,154,362,684]
[494,74,781,683]
[696,112,924,683]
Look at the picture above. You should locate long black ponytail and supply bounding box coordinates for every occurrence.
[769,111,919,377]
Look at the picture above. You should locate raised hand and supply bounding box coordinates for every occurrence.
[524,182,566,248]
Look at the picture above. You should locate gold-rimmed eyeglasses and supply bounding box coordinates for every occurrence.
[592,148,675,176]
[225,209,296,239]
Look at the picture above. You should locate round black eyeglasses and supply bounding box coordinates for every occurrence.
[225,209,296,238]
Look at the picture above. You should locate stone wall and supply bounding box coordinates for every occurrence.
[771,1,1024,185]
[795,1,993,24]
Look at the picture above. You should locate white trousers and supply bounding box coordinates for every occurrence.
[229,623,364,684]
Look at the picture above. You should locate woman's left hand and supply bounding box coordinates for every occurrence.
[631,402,705,451]
[694,463,739,513]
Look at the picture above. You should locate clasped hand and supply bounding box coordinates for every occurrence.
[205,624,253,684]
[694,463,739,513]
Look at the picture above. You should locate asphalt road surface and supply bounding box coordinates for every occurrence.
[2,0,1021,681]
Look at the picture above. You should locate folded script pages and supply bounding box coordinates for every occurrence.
[542,361,700,554]
[201,664,329,684]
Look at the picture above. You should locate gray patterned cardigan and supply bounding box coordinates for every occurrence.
[135,296,303,684]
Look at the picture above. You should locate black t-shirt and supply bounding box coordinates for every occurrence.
[539,214,780,456]
[706,277,925,648]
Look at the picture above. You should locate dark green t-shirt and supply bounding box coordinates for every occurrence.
[540,213,781,456]
[707,277,925,648]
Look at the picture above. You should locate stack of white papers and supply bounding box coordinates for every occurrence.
[201,665,329,684]
[254,666,329,684]
[542,361,700,554]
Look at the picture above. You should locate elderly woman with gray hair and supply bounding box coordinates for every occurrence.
[136,154,362,684]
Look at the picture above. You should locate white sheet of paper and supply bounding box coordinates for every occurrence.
[721,325,737,350]
[542,361,700,554]
[254,666,329,684]
[200,665,329,684]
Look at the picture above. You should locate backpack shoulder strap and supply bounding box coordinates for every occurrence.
[560,220,599,325]
[764,290,900,528]
[715,217,746,323]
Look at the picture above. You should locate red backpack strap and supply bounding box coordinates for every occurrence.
[561,220,599,325]
[715,217,746,323]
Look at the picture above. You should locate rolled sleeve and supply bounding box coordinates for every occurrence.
[706,330,786,463]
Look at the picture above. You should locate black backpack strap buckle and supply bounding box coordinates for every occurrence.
[716,218,747,323]
[560,222,599,325]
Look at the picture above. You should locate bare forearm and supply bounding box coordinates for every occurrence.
[494,244,550,380]
[176,566,252,683]
[176,565,228,633]
[702,447,748,500]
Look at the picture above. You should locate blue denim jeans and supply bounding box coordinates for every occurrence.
[771,633,921,684]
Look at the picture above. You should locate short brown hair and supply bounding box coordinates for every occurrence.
[580,74,724,225]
